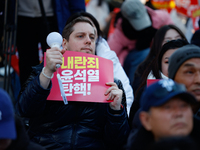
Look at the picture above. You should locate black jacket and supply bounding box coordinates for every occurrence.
[16,62,130,150]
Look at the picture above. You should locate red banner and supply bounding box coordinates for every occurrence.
[175,0,200,17]
[45,51,114,103]
[151,0,200,17]
[147,79,160,87]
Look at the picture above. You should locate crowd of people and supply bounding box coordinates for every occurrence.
[1,0,200,149]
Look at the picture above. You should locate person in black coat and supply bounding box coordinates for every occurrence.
[16,16,130,150]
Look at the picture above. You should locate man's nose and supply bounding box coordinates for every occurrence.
[173,106,183,118]
[85,36,91,45]
[194,72,200,84]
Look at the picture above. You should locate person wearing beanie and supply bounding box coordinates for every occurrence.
[125,79,200,150]
[168,44,200,80]
[158,39,188,77]
[168,44,200,115]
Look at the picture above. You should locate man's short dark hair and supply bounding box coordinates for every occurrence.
[62,16,94,41]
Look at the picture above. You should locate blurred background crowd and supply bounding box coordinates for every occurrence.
[1,0,200,149]
[0,0,200,102]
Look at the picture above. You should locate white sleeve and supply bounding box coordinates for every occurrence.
[147,71,156,79]
[96,37,134,116]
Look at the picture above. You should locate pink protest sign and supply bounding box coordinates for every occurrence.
[147,79,160,87]
[44,51,114,103]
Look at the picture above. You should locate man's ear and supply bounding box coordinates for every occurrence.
[139,111,152,131]
[62,38,68,51]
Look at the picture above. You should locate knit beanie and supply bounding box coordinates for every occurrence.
[158,39,189,71]
[168,44,200,79]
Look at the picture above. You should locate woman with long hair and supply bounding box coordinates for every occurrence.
[129,24,188,126]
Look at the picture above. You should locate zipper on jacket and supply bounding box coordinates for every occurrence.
[71,123,77,150]
[70,104,80,149]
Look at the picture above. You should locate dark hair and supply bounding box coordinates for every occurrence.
[134,24,187,97]
[145,0,157,10]
[121,14,140,40]
[191,29,200,47]
[65,11,102,40]
[158,39,189,71]
[62,16,94,41]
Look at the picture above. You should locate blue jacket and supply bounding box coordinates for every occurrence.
[16,62,130,150]
[54,0,85,34]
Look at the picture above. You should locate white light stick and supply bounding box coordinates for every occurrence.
[46,32,63,68]
[46,32,68,105]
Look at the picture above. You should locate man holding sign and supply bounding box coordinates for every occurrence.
[16,16,129,149]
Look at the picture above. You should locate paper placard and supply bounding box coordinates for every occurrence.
[147,79,160,87]
[44,51,114,103]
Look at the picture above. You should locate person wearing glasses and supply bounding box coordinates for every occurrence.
[125,79,200,150]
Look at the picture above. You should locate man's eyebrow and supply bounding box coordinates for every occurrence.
[75,31,95,34]
[89,32,96,38]
[182,63,195,67]
[75,32,85,34]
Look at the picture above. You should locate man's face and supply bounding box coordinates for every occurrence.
[140,97,193,141]
[174,58,200,101]
[62,22,96,55]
